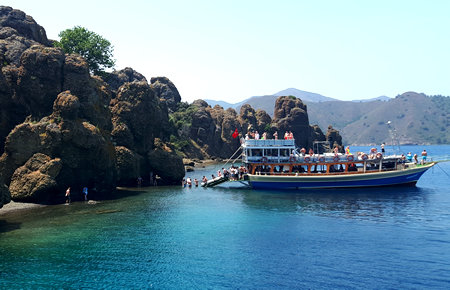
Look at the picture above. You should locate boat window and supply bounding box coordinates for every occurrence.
[250,149,262,157]
[280,149,290,157]
[265,149,278,156]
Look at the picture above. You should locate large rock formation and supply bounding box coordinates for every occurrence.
[150,76,181,112]
[0,6,186,205]
[9,153,62,202]
[110,81,183,185]
[272,96,312,148]
[185,101,242,159]
[0,6,49,66]
[103,67,147,93]
[326,125,343,151]
[0,91,117,202]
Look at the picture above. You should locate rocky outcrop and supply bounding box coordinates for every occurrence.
[0,6,49,45]
[110,81,181,185]
[9,153,62,202]
[150,77,181,112]
[148,139,185,184]
[310,125,327,153]
[62,54,113,131]
[326,125,343,151]
[115,146,141,185]
[272,96,311,148]
[0,182,10,209]
[103,67,147,93]
[186,101,242,159]
[16,45,65,118]
[0,6,49,66]
[0,91,117,202]
[0,6,186,204]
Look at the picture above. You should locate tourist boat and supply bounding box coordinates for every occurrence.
[203,138,436,189]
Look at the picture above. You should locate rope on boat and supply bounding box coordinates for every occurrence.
[218,146,243,171]
[436,163,450,179]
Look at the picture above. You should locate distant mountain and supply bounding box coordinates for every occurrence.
[304,92,449,145]
[352,96,391,102]
[205,88,337,113]
[274,88,338,102]
[203,99,235,109]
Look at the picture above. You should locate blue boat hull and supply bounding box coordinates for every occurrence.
[248,163,434,190]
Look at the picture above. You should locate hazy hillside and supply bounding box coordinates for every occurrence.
[203,99,235,108]
[306,101,368,130]
[352,96,391,102]
[341,92,449,145]
[204,89,449,145]
[273,88,338,102]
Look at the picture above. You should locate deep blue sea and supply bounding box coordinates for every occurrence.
[1,145,450,289]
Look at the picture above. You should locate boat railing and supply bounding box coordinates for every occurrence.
[244,139,295,147]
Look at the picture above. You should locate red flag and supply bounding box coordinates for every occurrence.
[232,128,238,139]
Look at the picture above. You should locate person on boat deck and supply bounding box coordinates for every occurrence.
[421,149,427,164]
[202,176,208,183]
[369,147,377,159]
[413,154,418,164]
[254,131,260,140]
[345,146,350,155]
[333,146,339,154]
[381,143,385,154]
[245,133,249,140]
[309,148,314,156]
[284,131,289,139]
[289,131,294,139]
[217,170,222,177]
[262,132,267,140]
[300,148,306,156]
[273,131,278,140]
[407,152,413,162]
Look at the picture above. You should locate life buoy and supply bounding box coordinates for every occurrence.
[304,156,311,162]
[261,157,268,163]
[347,154,354,161]
[289,156,296,163]
[376,153,382,160]
[361,153,368,160]
[333,155,340,162]
[318,156,325,163]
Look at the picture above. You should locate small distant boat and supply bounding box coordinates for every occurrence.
[204,139,436,190]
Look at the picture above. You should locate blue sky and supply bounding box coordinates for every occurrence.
[3,0,450,103]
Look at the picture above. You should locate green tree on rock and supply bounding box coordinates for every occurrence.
[55,26,115,74]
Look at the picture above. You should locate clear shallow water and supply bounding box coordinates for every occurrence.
[1,145,450,289]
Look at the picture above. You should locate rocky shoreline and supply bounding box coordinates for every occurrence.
[0,6,343,208]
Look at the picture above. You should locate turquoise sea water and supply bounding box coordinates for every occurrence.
[1,145,450,289]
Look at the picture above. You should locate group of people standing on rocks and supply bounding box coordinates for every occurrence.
[137,172,159,187]
[245,131,294,140]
